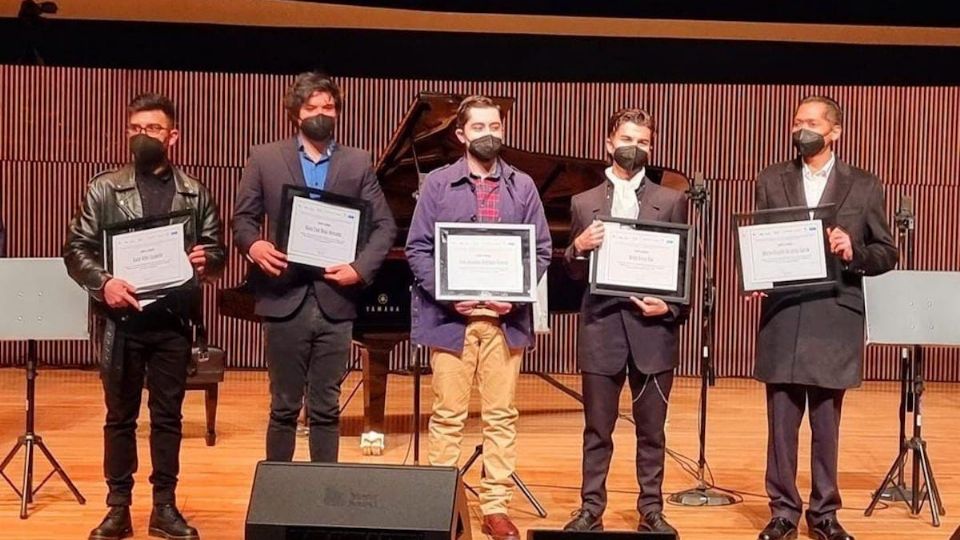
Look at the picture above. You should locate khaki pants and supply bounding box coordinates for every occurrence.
[428,316,523,515]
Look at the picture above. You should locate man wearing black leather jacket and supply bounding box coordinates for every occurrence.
[63,93,225,540]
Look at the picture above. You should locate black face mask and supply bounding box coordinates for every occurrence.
[301,114,335,142]
[467,135,503,162]
[792,128,827,158]
[612,145,648,174]
[129,134,166,172]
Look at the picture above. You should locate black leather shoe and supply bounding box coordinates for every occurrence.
[563,508,603,531]
[758,517,798,540]
[806,515,854,540]
[89,506,133,540]
[639,511,679,538]
[149,504,200,540]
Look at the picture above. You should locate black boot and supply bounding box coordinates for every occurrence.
[639,511,680,538]
[89,506,133,540]
[149,504,200,540]
[806,514,854,540]
[563,508,603,531]
[758,517,798,540]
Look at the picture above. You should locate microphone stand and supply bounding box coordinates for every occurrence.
[667,172,736,506]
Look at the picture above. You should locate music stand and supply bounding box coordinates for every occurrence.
[862,270,960,526]
[0,258,89,518]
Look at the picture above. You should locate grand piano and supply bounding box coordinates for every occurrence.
[219,92,689,445]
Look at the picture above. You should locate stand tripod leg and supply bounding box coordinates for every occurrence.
[34,439,85,504]
[866,444,910,516]
[460,444,483,475]
[915,441,943,526]
[460,443,546,517]
[19,437,35,519]
[0,439,25,488]
[460,444,482,498]
[924,451,946,516]
[510,472,547,518]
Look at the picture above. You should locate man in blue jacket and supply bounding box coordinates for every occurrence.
[405,95,551,540]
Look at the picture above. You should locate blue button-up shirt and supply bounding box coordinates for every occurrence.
[298,136,336,190]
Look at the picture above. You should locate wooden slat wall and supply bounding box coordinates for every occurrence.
[2,66,958,380]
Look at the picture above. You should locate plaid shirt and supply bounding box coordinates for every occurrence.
[470,172,501,222]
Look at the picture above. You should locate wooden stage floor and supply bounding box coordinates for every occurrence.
[0,368,958,539]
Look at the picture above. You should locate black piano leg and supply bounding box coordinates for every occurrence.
[203,384,218,446]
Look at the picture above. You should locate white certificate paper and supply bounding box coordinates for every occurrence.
[445,235,524,293]
[286,197,361,269]
[594,223,681,292]
[110,222,192,293]
[738,219,827,291]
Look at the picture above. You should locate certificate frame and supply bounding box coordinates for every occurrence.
[435,222,537,303]
[277,185,371,271]
[102,209,197,299]
[588,216,693,304]
[733,204,841,295]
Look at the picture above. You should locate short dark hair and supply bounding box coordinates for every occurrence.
[456,95,502,130]
[607,108,656,138]
[283,71,343,123]
[798,95,843,126]
[127,93,177,126]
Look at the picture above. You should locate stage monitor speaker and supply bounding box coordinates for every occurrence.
[527,530,677,540]
[246,461,471,540]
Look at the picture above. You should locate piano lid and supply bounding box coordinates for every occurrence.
[375,92,691,246]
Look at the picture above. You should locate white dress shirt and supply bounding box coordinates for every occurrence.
[802,153,835,209]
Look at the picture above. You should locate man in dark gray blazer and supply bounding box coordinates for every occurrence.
[562,109,687,537]
[0,216,5,257]
[233,72,397,463]
[754,96,897,540]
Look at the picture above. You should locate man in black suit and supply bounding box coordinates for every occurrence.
[0,216,5,257]
[562,108,688,536]
[233,72,397,463]
[753,96,897,540]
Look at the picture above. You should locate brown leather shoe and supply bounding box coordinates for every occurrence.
[481,513,520,540]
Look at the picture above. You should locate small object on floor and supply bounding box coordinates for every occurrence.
[360,430,385,456]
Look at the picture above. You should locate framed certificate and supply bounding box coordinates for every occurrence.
[733,204,841,294]
[435,222,537,303]
[277,185,370,270]
[588,216,692,304]
[102,210,197,299]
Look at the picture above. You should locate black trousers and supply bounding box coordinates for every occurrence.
[580,364,674,516]
[103,312,191,506]
[264,290,352,462]
[765,383,846,525]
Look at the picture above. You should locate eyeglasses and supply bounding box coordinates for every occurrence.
[126,123,170,136]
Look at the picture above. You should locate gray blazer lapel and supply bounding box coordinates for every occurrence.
[323,148,344,193]
[280,137,307,188]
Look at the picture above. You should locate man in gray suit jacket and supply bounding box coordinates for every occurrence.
[562,109,687,537]
[754,96,897,540]
[233,72,397,463]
